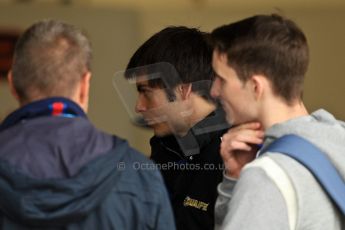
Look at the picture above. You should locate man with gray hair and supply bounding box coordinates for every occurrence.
[0,20,175,229]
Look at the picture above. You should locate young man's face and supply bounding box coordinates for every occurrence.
[135,77,191,136]
[211,50,257,125]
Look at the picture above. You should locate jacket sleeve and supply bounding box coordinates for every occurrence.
[153,171,176,230]
[215,167,290,230]
[214,173,237,229]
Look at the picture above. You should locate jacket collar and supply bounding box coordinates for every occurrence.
[0,97,86,132]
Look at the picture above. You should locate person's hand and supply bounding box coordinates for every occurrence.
[220,122,264,178]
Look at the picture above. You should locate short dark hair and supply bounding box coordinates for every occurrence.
[12,19,92,103]
[211,14,309,103]
[125,26,214,101]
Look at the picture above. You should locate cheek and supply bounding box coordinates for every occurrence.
[221,81,233,96]
[221,85,234,105]
[221,87,244,114]
[147,100,165,114]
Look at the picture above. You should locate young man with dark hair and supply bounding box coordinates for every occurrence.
[0,19,175,229]
[125,26,229,230]
[211,14,345,229]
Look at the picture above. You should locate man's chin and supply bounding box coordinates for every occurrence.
[154,131,171,137]
[225,116,234,126]
[153,126,172,137]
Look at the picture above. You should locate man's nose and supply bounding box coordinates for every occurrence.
[135,96,146,113]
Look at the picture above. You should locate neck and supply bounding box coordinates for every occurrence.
[173,94,216,137]
[20,95,87,113]
[260,99,308,130]
[189,95,216,128]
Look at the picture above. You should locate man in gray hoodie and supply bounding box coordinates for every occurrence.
[210,14,345,229]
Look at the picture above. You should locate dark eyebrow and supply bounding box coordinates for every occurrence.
[137,84,150,92]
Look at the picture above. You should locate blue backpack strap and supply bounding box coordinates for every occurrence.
[262,134,345,215]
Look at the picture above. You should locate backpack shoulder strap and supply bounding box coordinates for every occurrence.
[245,156,297,230]
[263,134,345,215]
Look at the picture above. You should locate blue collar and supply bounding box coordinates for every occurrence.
[0,97,87,132]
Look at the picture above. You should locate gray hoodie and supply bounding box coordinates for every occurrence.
[215,109,345,230]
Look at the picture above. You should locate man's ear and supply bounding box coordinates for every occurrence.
[177,83,192,100]
[7,70,20,101]
[79,71,91,112]
[250,75,266,101]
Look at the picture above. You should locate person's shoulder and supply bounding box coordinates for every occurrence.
[112,136,164,185]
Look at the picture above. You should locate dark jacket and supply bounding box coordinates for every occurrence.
[150,107,229,230]
[0,97,175,230]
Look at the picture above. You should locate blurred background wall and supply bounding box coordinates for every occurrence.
[1,0,344,156]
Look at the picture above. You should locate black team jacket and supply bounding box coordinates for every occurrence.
[150,107,229,230]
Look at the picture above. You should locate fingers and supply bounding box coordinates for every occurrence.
[220,140,251,157]
[232,122,262,131]
[221,123,264,151]
[219,122,265,178]
[221,131,263,147]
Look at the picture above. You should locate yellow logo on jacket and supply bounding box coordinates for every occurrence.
[183,196,209,211]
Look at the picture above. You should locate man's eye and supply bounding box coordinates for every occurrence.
[140,89,152,97]
[143,89,152,94]
[219,76,226,83]
[215,75,223,82]
[138,87,149,93]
